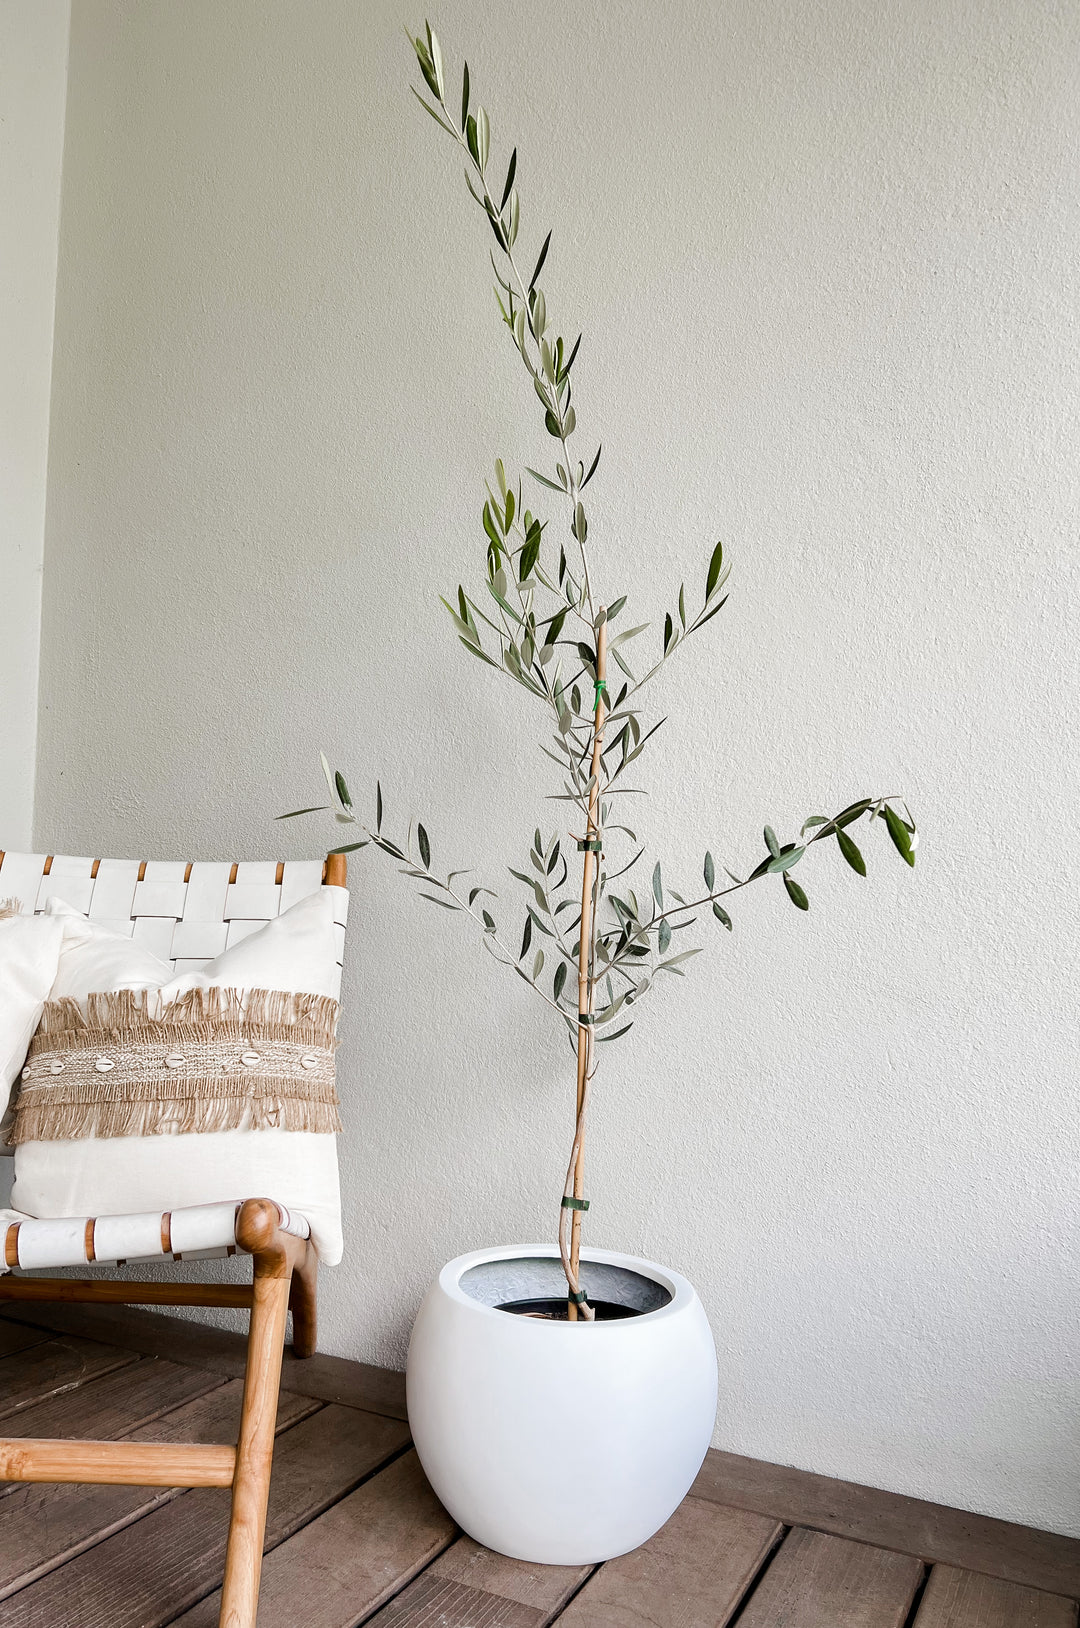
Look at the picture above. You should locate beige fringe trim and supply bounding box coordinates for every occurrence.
[15,1077,342,1141]
[32,986,340,1045]
[16,986,342,1143]
[0,899,21,921]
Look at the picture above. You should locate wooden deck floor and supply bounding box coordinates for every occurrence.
[1,1302,1078,1628]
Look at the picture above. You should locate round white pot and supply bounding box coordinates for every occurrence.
[406,1244,718,1564]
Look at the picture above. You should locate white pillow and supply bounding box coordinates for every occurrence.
[44,885,341,1005]
[12,887,346,1263]
[0,909,65,1121]
[12,1131,343,1264]
[162,886,341,1002]
[46,899,172,1001]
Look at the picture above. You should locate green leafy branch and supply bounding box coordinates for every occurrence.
[409,21,731,787]
[282,759,917,1054]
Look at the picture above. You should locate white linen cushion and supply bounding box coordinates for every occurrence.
[46,900,172,1001]
[12,888,345,1263]
[43,885,342,1006]
[162,889,343,1002]
[0,909,65,1121]
[12,1132,342,1264]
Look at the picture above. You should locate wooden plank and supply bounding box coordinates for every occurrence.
[169,1450,455,1628]
[366,1572,547,1628]
[9,1305,1078,1605]
[735,1527,924,1628]
[0,1356,223,1500]
[556,1497,782,1628]
[0,1321,49,1358]
[361,1532,592,1628]
[2,1403,409,1626]
[0,1380,315,1599]
[0,1334,138,1420]
[693,1451,1080,1601]
[428,1535,591,1611]
[1,1301,408,1419]
[914,1565,1078,1627]
[1,1356,223,1444]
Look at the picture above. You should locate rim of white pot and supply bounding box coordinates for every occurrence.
[437,1242,697,1329]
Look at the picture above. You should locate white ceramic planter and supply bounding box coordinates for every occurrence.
[406,1244,718,1564]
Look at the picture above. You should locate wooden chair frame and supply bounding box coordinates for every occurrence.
[0,849,348,1628]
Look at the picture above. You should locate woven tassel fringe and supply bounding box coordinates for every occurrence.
[18,985,342,1143]
[15,1078,342,1142]
[33,986,340,1047]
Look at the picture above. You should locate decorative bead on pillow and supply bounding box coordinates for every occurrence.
[11,887,346,1263]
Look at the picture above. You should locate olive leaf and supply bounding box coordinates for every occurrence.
[883,805,916,867]
[836,828,866,876]
[783,875,809,911]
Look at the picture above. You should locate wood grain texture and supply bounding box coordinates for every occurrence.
[914,1565,1078,1627]
[0,1333,138,1421]
[0,1380,315,1600]
[0,1434,236,1486]
[1,1302,409,1418]
[0,1356,222,1450]
[289,1240,318,1359]
[355,1532,591,1628]
[5,1307,1080,1627]
[366,1571,547,1628]
[427,1535,591,1611]
[555,1497,781,1628]
[169,1450,455,1628]
[0,1277,254,1307]
[736,1527,924,1628]
[219,1269,290,1626]
[0,1358,223,1512]
[1,1403,408,1628]
[693,1452,1080,1601]
[0,1321,49,1357]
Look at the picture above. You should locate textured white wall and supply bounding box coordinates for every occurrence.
[0,0,69,847]
[35,0,1080,1533]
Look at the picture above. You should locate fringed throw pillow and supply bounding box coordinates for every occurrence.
[11,888,346,1263]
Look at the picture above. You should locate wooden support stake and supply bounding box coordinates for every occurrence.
[567,611,608,1320]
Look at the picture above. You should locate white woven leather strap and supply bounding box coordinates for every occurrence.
[0,853,347,998]
[2,1199,310,1271]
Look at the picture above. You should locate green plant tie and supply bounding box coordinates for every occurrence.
[593,678,607,709]
[561,1196,589,1211]
[576,837,602,853]
[577,1012,595,1026]
[568,1289,589,1305]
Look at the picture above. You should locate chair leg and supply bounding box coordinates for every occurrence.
[288,1241,318,1359]
[218,1264,291,1628]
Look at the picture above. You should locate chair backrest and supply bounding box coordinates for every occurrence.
[0,850,348,1000]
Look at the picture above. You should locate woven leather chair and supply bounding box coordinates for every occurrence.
[0,848,348,1628]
